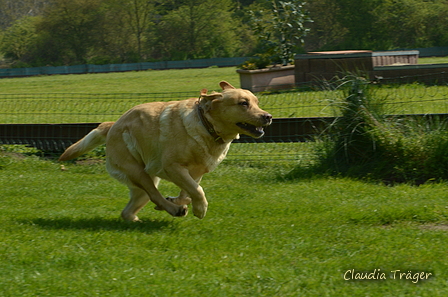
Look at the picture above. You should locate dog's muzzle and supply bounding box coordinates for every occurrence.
[237,113,273,138]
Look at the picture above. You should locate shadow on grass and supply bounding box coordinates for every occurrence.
[23,216,177,233]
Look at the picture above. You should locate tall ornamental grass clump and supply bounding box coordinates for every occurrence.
[290,75,448,184]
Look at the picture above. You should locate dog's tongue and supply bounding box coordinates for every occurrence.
[237,122,265,138]
[253,126,265,137]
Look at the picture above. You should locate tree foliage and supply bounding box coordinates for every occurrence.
[153,0,242,60]
[0,16,38,61]
[305,0,448,51]
[36,0,104,65]
[249,0,312,65]
[0,0,447,67]
[0,0,48,29]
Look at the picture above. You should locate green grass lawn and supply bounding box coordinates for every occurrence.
[0,67,241,94]
[0,56,445,94]
[1,65,448,295]
[1,66,448,124]
[419,56,448,64]
[1,150,448,296]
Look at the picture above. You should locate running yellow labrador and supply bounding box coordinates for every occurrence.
[59,81,272,221]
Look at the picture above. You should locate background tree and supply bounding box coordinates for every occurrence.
[1,0,448,67]
[98,0,155,63]
[249,0,312,65]
[96,0,136,63]
[124,0,155,61]
[371,0,448,49]
[36,0,104,65]
[332,0,382,49]
[0,0,48,29]
[303,0,347,51]
[271,0,312,64]
[153,0,243,60]
[426,0,448,47]
[0,16,38,62]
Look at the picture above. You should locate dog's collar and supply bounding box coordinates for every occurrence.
[196,99,225,145]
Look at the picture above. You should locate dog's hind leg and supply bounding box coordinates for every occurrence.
[107,143,187,219]
[109,165,187,220]
[121,174,188,220]
[124,170,188,218]
[121,186,150,222]
[121,176,161,221]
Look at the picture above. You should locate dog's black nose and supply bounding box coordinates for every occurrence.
[264,113,273,124]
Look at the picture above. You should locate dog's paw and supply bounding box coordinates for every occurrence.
[154,196,191,211]
[166,197,176,204]
[121,212,141,222]
[167,196,192,205]
[192,201,208,219]
[174,205,188,217]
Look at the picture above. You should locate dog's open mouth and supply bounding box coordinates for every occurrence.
[236,122,266,138]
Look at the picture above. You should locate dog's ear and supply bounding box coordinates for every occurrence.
[200,90,222,100]
[199,89,222,111]
[220,81,236,90]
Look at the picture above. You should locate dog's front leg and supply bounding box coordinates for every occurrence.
[154,189,192,211]
[165,164,208,219]
[167,189,192,206]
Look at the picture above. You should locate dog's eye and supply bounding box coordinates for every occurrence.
[239,101,249,107]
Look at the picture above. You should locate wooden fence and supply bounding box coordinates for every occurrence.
[0,117,331,152]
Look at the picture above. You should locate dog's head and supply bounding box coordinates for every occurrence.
[199,81,272,139]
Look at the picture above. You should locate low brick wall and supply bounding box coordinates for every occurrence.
[372,63,448,83]
[293,50,446,84]
[372,51,419,66]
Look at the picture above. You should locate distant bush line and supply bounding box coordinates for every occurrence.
[1,0,448,68]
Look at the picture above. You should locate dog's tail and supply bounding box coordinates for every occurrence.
[59,122,115,161]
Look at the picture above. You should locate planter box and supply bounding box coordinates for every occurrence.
[295,50,374,84]
[237,65,295,92]
[294,50,420,84]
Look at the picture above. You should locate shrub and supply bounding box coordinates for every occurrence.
[238,54,272,70]
[288,74,448,184]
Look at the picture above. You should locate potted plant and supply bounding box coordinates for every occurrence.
[237,0,312,92]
